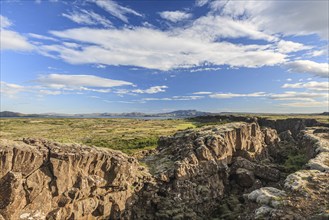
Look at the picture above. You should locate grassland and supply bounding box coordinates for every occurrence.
[1,114,327,154]
[0,118,196,154]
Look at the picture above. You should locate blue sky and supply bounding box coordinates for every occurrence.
[0,0,328,114]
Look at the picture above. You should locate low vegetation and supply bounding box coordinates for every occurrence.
[0,118,196,154]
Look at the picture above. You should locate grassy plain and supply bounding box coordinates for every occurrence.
[0,118,195,154]
[1,114,327,154]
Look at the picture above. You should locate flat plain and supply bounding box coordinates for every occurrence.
[0,114,327,154]
[0,118,196,154]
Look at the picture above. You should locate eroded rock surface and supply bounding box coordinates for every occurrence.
[127,122,280,219]
[0,138,149,220]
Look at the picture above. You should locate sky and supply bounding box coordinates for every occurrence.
[0,0,328,114]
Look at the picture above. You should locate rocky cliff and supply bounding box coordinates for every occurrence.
[0,138,150,220]
[127,122,279,219]
[1,118,328,220]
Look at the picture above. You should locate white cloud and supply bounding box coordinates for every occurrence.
[62,9,112,27]
[0,81,27,97]
[1,29,34,51]
[95,64,106,69]
[210,92,267,99]
[209,91,328,102]
[282,81,329,91]
[114,85,168,95]
[179,15,276,42]
[210,1,329,39]
[276,40,311,53]
[132,86,168,94]
[190,67,221,72]
[309,48,327,57]
[91,0,142,23]
[28,33,58,41]
[39,90,62,95]
[195,0,209,7]
[0,16,33,51]
[45,27,286,71]
[269,91,328,101]
[1,74,133,99]
[193,91,212,95]
[36,74,133,88]
[159,11,192,22]
[0,15,12,28]
[281,100,329,108]
[286,60,329,78]
[286,78,292,82]
[143,95,204,101]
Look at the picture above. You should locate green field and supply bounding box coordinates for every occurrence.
[0,118,196,154]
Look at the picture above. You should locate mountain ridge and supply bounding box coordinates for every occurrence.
[0,110,212,118]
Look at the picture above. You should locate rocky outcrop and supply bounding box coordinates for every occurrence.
[244,127,329,219]
[0,138,149,220]
[127,122,280,219]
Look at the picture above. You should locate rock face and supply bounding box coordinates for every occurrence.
[127,122,280,219]
[0,138,148,220]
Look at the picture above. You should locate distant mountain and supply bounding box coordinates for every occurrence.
[0,111,47,118]
[154,110,211,117]
[0,111,23,117]
[0,110,211,118]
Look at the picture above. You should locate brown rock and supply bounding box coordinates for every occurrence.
[0,139,147,220]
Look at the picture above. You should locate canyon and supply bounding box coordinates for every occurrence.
[0,116,328,219]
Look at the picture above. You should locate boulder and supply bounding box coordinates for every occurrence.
[235,168,255,188]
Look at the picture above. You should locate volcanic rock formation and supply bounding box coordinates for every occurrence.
[0,117,328,220]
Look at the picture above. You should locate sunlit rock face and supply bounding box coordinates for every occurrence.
[0,138,148,220]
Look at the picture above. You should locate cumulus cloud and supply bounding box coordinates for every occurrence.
[276,40,311,53]
[44,27,286,70]
[282,81,329,91]
[210,0,329,39]
[0,16,34,51]
[159,11,192,22]
[91,0,142,23]
[62,9,112,27]
[286,60,329,78]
